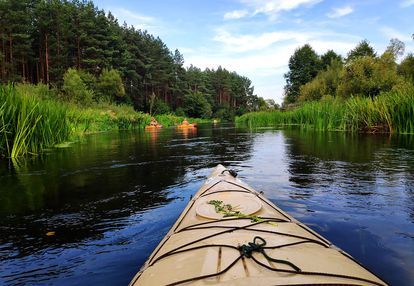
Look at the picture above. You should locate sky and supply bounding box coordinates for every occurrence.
[94,0,414,103]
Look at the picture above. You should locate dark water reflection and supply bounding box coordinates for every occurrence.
[0,125,413,285]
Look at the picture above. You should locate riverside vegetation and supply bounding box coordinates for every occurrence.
[0,0,264,158]
[0,84,209,158]
[237,39,414,134]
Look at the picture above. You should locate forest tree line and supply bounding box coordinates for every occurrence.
[283,37,414,104]
[0,0,263,119]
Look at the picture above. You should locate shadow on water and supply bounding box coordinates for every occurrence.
[0,125,413,285]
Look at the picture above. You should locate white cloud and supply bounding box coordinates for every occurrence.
[242,0,322,16]
[109,8,162,34]
[185,28,358,103]
[213,29,309,52]
[380,26,412,42]
[327,6,353,18]
[223,0,322,20]
[224,9,249,20]
[400,0,414,7]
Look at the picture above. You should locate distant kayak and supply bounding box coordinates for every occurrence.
[129,164,387,286]
[177,123,197,129]
[145,125,163,129]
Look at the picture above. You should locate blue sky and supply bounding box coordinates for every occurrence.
[94,0,414,103]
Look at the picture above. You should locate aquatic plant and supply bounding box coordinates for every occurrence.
[0,84,70,158]
[207,200,274,225]
[236,87,414,134]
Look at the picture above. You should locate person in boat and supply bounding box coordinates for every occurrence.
[150,117,159,126]
[181,118,189,125]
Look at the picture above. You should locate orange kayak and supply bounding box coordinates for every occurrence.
[177,123,197,129]
[145,125,163,129]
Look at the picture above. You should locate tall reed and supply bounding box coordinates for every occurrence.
[236,88,414,134]
[0,84,70,158]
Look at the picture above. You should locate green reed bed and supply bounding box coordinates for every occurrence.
[0,85,70,158]
[0,84,214,158]
[236,88,414,134]
[0,84,148,158]
[68,103,148,134]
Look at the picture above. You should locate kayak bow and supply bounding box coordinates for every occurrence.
[129,164,387,286]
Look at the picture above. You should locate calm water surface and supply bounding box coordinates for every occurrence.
[0,124,413,285]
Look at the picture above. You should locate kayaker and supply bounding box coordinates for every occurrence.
[150,117,158,126]
[181,118,189,125]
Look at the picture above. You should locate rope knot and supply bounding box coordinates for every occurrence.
[239,236,266,258]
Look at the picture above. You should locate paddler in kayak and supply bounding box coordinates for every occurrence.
[145,117,162,129]
[150,117,159,126]
[181,118,189,125]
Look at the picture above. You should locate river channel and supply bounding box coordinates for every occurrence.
[0,124,413,285]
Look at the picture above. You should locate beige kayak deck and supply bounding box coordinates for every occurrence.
[129,165,388,286]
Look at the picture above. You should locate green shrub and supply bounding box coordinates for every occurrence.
[63,68,94,105]
[337,55,402,98]
[299,59,343,102]
[153,99,170,115]
[183,92,212,118]
[175,107,186,117]
[98,69,125,101]
[213,107,234,121]
[398,53,414,83]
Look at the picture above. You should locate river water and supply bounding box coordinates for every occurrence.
[0,124,413,286]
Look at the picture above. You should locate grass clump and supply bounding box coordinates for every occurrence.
[0,84,147,158]
[0,83,215,158]
[0,84,70,158]
[236,87,414,134]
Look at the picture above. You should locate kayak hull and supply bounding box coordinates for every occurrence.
[145,125,163,129]
[129,165,387,286]
[177,124,196,128]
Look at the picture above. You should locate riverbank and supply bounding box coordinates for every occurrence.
[0,84,210,158]
[236,87,414,134]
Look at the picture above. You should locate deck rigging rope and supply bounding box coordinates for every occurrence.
[136,178,387,286]
[238,236,301,272]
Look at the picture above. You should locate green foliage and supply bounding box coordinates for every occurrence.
[69,102,148,133]
[98,69,125,101]
[153,99,170,115]
[153,114,210,127]
[321,50,343,70]
[213,107,234,121]
[174,107,186,117]
[0,83,152,157]
[347,40,376,62]
[299,59,343,101]
[398,53,414,83]
[0,0,256,118]
[385,38,405,59]
[78,70,98,92]
[299,77,325,102]
[337,55,401,98]
[257,97,269,111]
[183,92,212,118]
[237,85,414,134]
[63,68,94,105]
[284,44,321,104]
[0,84,70,158]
